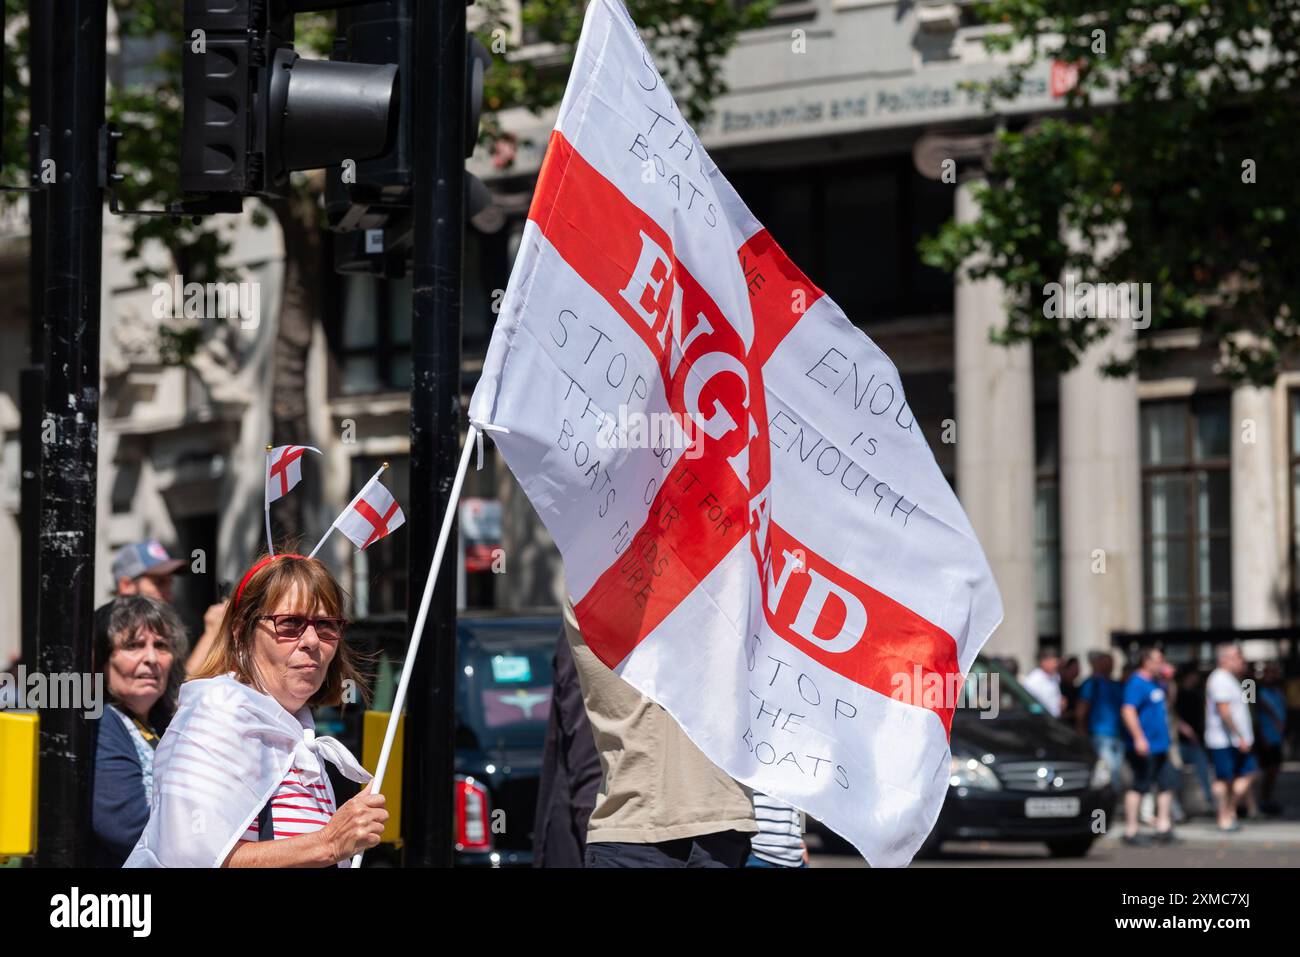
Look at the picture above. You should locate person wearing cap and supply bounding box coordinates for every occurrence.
[112,539,187,603]
[111,539,229,677]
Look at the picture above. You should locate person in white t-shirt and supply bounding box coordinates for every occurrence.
[1021,649,1064,718]
[1203,643,1256,833]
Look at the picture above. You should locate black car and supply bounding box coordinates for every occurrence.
[452,613,559,867]
[919,655,1114,858]
[327,611,558,868]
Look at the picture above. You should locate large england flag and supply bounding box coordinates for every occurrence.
[470,0,1003,866]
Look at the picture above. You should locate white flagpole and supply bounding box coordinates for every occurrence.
[310,462,388,560]
[352,424,479,868]
[264,445,275,556]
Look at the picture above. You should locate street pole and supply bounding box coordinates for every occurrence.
[403,0,464,867]
[19,0,53,678]
[35,0,108,867]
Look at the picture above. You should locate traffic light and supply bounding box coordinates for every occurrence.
[465,35,493,219]
[325,2,494,276]
[181,0,400,199]
[324,0,414,256]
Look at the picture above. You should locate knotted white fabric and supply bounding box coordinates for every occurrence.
[470,420,511,471]
[124,673,371,868]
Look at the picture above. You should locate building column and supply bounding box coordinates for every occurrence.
[1058,331,1143,661]
[1230,383,1284,631]
[952,178,1037,668]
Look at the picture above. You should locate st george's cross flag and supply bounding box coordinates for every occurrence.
[265,445,321,504]
[337,476,405,551]
[469,0,1003,866]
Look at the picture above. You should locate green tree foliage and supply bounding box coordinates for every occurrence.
[476,0,776,130]
[920,1,1299,384]
[1,0,26,180]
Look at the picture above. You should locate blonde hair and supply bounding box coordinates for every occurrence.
[191,555,369,708]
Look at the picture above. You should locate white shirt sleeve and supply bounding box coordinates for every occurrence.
[1207,670,1237,704]
[1204,669,1252,748]
[1022,669,1061,717]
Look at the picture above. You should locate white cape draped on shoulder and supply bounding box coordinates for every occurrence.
[124,673,371,868]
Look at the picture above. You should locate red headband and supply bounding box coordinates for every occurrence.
[233,553,307,612]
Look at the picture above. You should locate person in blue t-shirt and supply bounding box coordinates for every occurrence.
[1120,647,1179,846]
[1076,652,1125,785]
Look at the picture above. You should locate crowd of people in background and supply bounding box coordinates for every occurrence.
[1012,641,1294,846]
[3,537,1300,866]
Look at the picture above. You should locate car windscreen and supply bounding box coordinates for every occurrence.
[457,632,556,751]
[959,656,1048,715]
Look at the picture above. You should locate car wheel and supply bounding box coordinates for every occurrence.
[1046,836,1095,858]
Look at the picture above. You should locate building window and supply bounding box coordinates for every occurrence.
[725,154,953,324]
[1140,396,1232,630]
[349,455,410,617]
[465,223,524,364]
[1035,403,1061,642]
[336,275,412,395]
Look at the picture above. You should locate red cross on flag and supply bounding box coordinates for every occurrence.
[265,445,321,504]
[467,0,1003,866]
[337,476,405,551]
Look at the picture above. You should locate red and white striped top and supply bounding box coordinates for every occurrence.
[242,766,338,845]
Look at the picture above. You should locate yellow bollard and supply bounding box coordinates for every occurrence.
[361,711,404,845]
[0,711,39,858]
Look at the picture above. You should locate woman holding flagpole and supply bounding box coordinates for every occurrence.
[125,553,386,867]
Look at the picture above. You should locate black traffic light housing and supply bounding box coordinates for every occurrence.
[324,0,414,236]
[268,48,399,180]
[181,0,399,199]
[325,2,494,277]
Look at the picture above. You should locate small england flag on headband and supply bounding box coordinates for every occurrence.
[266,445,321,504]
[337,477,405,551]
[308,462,406,559]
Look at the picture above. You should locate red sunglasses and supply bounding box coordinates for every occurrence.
[256,614,346,642]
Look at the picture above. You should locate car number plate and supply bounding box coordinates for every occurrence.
[1024,797,1080,818]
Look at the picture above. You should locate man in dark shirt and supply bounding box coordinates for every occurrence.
[533,626,602,867]
[1173,663,1213,812]
[1059,656,1082,726]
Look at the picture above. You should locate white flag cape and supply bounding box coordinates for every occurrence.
[124,674,371,868]
[470,0,1002,866]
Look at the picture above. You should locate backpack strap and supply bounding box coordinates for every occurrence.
[257,795,275,842]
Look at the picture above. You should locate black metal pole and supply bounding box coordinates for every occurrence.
[20,0,54,677]
[35,0,108,868]
[19,369,41,672]
[402,0,464,868]
[25,0,51,360]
